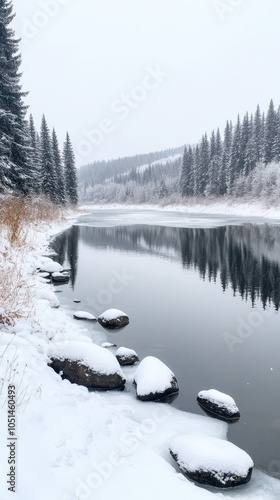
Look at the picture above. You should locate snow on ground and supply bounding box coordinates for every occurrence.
[0,208,280,500]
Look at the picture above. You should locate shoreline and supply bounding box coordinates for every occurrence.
[1,208,280,499]
[79,200,280,222]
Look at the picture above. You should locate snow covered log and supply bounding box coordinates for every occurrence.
[134,356,179,402]
[98,309,129,329]
[116,347,139,366]
[48,341,126,390]
[73,311,96,321]
[197,389,240,423]
[170,434,253,488]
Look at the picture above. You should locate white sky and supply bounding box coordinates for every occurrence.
[11,0,280,166]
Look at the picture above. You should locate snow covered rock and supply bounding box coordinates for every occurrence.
[197,389,240,423]
[36,288,60,309]
[52,272,70,283]
[73,299,81,303]
[116,347,139,366]
[169,434,253,488]
[102,342,117,348]
[73,311,96,321]
[134,356,179,402]
[48,341,126,390]
[39,257,63,274]
[98,308,129,329]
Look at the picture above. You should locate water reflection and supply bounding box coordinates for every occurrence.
[52,226,79,290]
[52,224,280,309]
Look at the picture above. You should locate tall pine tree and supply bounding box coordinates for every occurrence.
[63,132,78,205]
[0,0,34,194]
[40,115,57,203]
[52,128,66,205]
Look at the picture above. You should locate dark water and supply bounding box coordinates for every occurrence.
[51,210,280,478]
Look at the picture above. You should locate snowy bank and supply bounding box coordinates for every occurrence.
[0,208,280,500]
[80,200,280,222]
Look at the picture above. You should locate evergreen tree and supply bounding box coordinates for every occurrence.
[28,114,41,193]
[0,0,34,193]
[253,104,264,163]
[221,121,232,195]
[64,132,78,205]
[40,115,57,202]
[198,134,209,195]
[180,146,190,197]
[228,115,242,191]
[264,99,277,164]
[52,128,66,205]
[240,112,251,175]
[272,106,280,163]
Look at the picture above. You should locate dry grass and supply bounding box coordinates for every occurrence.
[0,195,64,325]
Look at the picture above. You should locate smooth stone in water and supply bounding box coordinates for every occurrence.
[116,347,139,366]
[73,311,96,321]
[98,309,129,329]
[197,389,240,423]
[134,356,179,402]
[170,434,253,488]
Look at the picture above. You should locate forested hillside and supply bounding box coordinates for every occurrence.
[78,147,183,203]
[79,100,280,206]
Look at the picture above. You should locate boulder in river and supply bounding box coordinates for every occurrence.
[73,311,96,321]
[48,341,125,390]
[197,389,240,423]
[98,309,129,329]
[170,434,253,488]
[116,347,139,366]
[134,356,179,402]
[52,272,70,283]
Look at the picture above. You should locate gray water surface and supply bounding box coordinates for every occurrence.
[52,210,280,478]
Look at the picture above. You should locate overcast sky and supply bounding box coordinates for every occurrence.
[11,0,280,166]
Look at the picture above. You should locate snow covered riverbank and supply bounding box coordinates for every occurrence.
[80,200,280,223]
[1,209,280,500]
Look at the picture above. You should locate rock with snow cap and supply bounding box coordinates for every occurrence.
[116,347,139,366]
[39,257,63,274]
[52,272,70,283]
[134,356,179,402]
[197,389,240,423]
[170,434,253,488]
[102,342,117,348]
[48,341,125,390]
[73,311,96,321]
[98,309,129,329]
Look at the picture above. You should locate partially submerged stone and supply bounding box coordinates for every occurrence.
[170,434,253,488]
[134,356,179,402]
[197,389,240,423]
[48,341,125,390]
[116,347,139,366]
[98,309,129,329]
[73,311,96,321]
[52,272,70,283]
